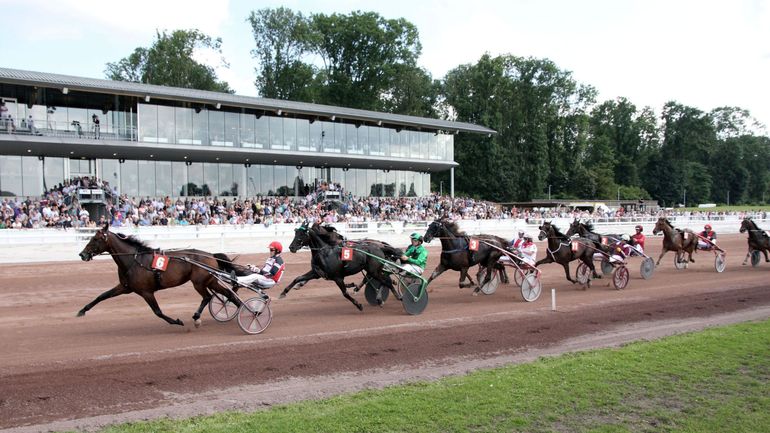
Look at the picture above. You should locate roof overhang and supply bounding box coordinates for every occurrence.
[0,135,457,172]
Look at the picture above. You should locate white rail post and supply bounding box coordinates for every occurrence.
[551,288,557,311]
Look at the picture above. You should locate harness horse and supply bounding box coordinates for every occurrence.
[567,219,655,280]
[739,218,770,266]
[535,221,601,288]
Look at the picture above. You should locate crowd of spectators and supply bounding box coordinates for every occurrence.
[2,177,769,230]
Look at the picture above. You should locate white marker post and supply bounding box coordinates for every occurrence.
[551,288,556,311]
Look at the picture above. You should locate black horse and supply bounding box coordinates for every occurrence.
[77,223,240,326]
[280,221,398,310]
[739,217,770,265]
[422,218,508,294]
[566,219,631,249]
[536,221,600,285]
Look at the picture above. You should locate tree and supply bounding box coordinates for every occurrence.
[247,7,317,101]
[105,29,232,93]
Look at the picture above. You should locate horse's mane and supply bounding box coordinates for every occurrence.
[547,223,566,238]
[582,221,595,232]
[442,220,466,236]
[660,218,673,229]
[114,232,154,252]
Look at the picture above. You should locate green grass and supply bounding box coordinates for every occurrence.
[679,205,770,213]
[96,320,770,433]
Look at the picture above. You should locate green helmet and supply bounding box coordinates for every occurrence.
[410,232,423,241]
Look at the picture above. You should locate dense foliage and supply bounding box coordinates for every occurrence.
[107,10,770,206]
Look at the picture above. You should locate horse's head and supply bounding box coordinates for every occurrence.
[652,217,668,235]
[740,218,753,233]
[289,223,311,253]
[538,221,552,241]
[566,219,580,237]
[79,223,111,261]
[423,220,443,243]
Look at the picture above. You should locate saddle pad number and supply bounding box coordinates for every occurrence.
[683,232,689,240]
[601,236,608,245]
[152,254,169,271]
[571,240,580,252]
[469,239,479,251]
[341,247,353,261]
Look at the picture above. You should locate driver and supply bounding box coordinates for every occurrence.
[237,241,285,289]
[519,234,538,266]
[400,232,428,275]
[511,229,526,252]
[698,224,717,250]
[610,234,633,264]
[631,225,646,254]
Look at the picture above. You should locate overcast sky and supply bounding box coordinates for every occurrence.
[1,0,768,130]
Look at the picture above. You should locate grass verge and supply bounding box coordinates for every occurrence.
[97,319,770,433]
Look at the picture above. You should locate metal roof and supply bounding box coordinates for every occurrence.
[0,67,496,135]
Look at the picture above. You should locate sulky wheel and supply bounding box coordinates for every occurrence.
[237,297,273,335]
[480,271,500,295]
[401,281,428,315]
[715,252,727,273]
[673,253,687,270]
[209,292,238,322]
[640,257,655,280]
[364,279,390,306]
[520,274,542,302]
[600,258,614,276]
[612,266,630,290]
[513,268,525,287]
[751,250,761,267]
[576,262,591,285]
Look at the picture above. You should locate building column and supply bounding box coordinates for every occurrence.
[450,167,455,198]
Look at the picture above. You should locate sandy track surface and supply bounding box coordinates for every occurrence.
[1,234,769,432]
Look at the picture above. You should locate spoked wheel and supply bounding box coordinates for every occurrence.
[513,268,526,287]
[715,252,727,273]
[364,279,390,306]
[401,282,428,315]
[520,274,542,302]
[751,250,761,267]
[600,259,614,276]
[576,262,591,285]
[612,266,630,290]
[237,297,273,335]
[640,257,655,280]
[673,253,687,270]
[480,271,500,295]
[209,292,238,322]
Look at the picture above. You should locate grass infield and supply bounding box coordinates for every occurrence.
[96,319,770,433]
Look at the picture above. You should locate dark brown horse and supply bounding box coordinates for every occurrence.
[651,217,697,266]
[536,221,600,285]
[739,217,770,265]
[78,224,239,326]
[422,218,508,294]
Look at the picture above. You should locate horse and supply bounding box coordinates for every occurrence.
[566,219,634,248]
[422,218,509,294]
[536,221,600,285]
[77,223,240,327]
[280,221,398,311]
[739,217,770,265]
[651,217,697,266]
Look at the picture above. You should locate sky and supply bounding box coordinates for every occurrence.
[1,0,768,130]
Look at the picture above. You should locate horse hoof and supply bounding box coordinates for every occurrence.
[356,304,364,311]
[194,319,202,328]
[175,319,184,326]
[472,291,479,297]
[279,293,287,299]
[76,310,85,317]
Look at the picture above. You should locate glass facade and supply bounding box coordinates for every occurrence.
[0,83,455,198]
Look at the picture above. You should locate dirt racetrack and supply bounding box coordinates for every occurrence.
[2,234,770,432]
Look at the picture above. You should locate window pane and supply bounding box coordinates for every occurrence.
[240,113,256,148]
[99,159,120,197]
[246,165,260,196]
[172,161,188,196]
[231,164,244,197]
[120,160,138,197]
[218,163,234,196]
[22,156,43,197]
[0,156,22,196]
[296,119,310,151]
[138,160,155,197]
[269,117,285,149]
[274,165,288,195]
[321,122,337,153]
[283,118,297,151]
[255,116,269,148]
[192,109,209,145]
[346,124,363,154]
[187,162,203,196]
[309,121,322,151]
[203,163,218,196]
[225,112,239,147]
[208,110,226,146]
[137,104,158,143]
[175,107,194,144]
[260,164,273,195]
[157,105,175,143]
[334,123,345,153]
[44,157,65,193]
[156,161,172,197]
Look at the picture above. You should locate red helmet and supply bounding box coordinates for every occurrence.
[704,224,712,231]
[268,241,283,253]
[635,225,643,232]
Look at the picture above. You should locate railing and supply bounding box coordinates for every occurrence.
[0,120,137,141]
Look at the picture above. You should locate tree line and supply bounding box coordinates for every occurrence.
[104,8,769,207]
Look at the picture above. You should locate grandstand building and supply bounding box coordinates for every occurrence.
[0,67,494,199]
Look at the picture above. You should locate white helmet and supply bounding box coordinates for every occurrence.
[621,234,630,242]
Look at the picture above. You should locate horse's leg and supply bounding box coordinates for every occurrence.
[535,256,553,267]
[425,263,449,291]
[139,291,184,326]
[333,278,363,311]
[742,247,751,265]
[561,262,577,284]
[77,283,130,317]
[280,270,320,298]
[655,249,668,266]
[764,248,770,262]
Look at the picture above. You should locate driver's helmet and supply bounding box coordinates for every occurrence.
[268,241,283,253]
[635,225,643,232]
[621,234,630,242]
[517,229,525,236]
[410,232,423,242]
[704,224,712,231]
